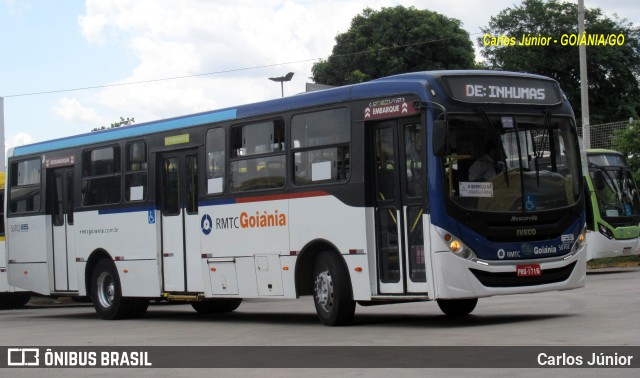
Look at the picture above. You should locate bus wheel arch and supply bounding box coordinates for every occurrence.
[84,249,113,298]
[295,240,356,326]
[312,250,356,326]
[85,250,149,320]
[295,239,346,296]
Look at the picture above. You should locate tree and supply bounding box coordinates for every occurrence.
[613,121,640,183]
[92,117,135,132]
[311,6,475,86]
[479,0,640,125]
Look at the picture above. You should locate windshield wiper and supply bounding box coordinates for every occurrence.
[544,109,558,172]
[531,130,543,187]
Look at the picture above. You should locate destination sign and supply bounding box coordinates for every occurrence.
[441,75,562,105]
[44,155,76,168]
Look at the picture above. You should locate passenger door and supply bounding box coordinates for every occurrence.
[49,167,77,292]
[371,117,427,294]
[158,149,201,292]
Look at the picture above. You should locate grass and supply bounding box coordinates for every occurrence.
[587,254,640,269]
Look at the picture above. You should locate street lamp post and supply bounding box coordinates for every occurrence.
[268,72,294,97]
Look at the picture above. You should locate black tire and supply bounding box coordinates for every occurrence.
[437,298,478,317]
[128,299,150,318]
[71,296,92,303]
[191,299,242,314]
[0,292,31,309]
[312,251,355,326]
[91,259,132,320]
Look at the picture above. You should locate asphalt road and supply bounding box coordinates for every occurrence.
[1,267,638,377]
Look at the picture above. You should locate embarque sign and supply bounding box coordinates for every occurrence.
[364,97,419,120]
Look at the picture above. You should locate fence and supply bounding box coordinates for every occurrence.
[578,119,635,150]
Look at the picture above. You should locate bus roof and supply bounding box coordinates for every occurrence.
[10,70,560,158]
[586,149,624,156]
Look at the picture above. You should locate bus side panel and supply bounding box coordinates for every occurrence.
[0,238,8,292]
[289,195,371,301]
[586,230,640,260]
[74,210,160,297]
[117,260,161,297]
[200,199,289,258]
[279,255,297,298]
[74,210,158,261]
[199,200,289,298]
[7,262,49,295]
[0,238,26,293]
[7,216,51,295]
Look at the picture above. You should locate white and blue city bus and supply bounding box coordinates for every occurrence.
[6,71,586,325]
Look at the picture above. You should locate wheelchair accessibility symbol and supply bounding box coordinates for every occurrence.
[525,195,537,211]
[201,214,213,235]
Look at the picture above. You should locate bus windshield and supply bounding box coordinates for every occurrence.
[588,159,640,219]
[444,114,581,213]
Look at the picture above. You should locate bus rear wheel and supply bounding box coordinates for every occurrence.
[312,251,355,326]
[191,299,242,314]
[91,258,148,320]
[437,298,478,317]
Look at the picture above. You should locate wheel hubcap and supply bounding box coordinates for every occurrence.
[97,272,115,308]
[314,270,334,312]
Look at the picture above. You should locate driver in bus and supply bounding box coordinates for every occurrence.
[469,141,504,181]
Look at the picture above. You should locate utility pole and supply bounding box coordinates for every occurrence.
[578,0,590,149]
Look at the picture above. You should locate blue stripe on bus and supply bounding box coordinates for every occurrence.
[98,205,156,215]
[200,198,237,207]
[13,108,238,156]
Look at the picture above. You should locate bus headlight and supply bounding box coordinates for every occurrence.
[445,234,476,260]
[572,225,588,253]
[597,224,613,240]
[449,239,462,252]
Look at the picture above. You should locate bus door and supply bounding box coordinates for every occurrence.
[372,117,427,294]
[158,149,201,292]
[49,167,77,292]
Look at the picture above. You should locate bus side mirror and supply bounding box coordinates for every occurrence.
[593,171,605,191]
[432,120,448,156]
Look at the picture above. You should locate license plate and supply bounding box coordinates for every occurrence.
[516,264,541,277]
[623,247,631,255]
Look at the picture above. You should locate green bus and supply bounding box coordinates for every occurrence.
[584,149,640,260]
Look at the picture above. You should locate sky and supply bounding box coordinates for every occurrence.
[1,0,638,153]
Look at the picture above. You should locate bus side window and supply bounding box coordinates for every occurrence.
[291,108,350,185]
[229,120,285,192]
[125,141,147,202]
[82,146,122,206]
[206,128,225,194]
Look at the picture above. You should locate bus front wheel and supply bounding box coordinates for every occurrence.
[312,251,355,326]
[437,298,478,317]
[91,259,148,320]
